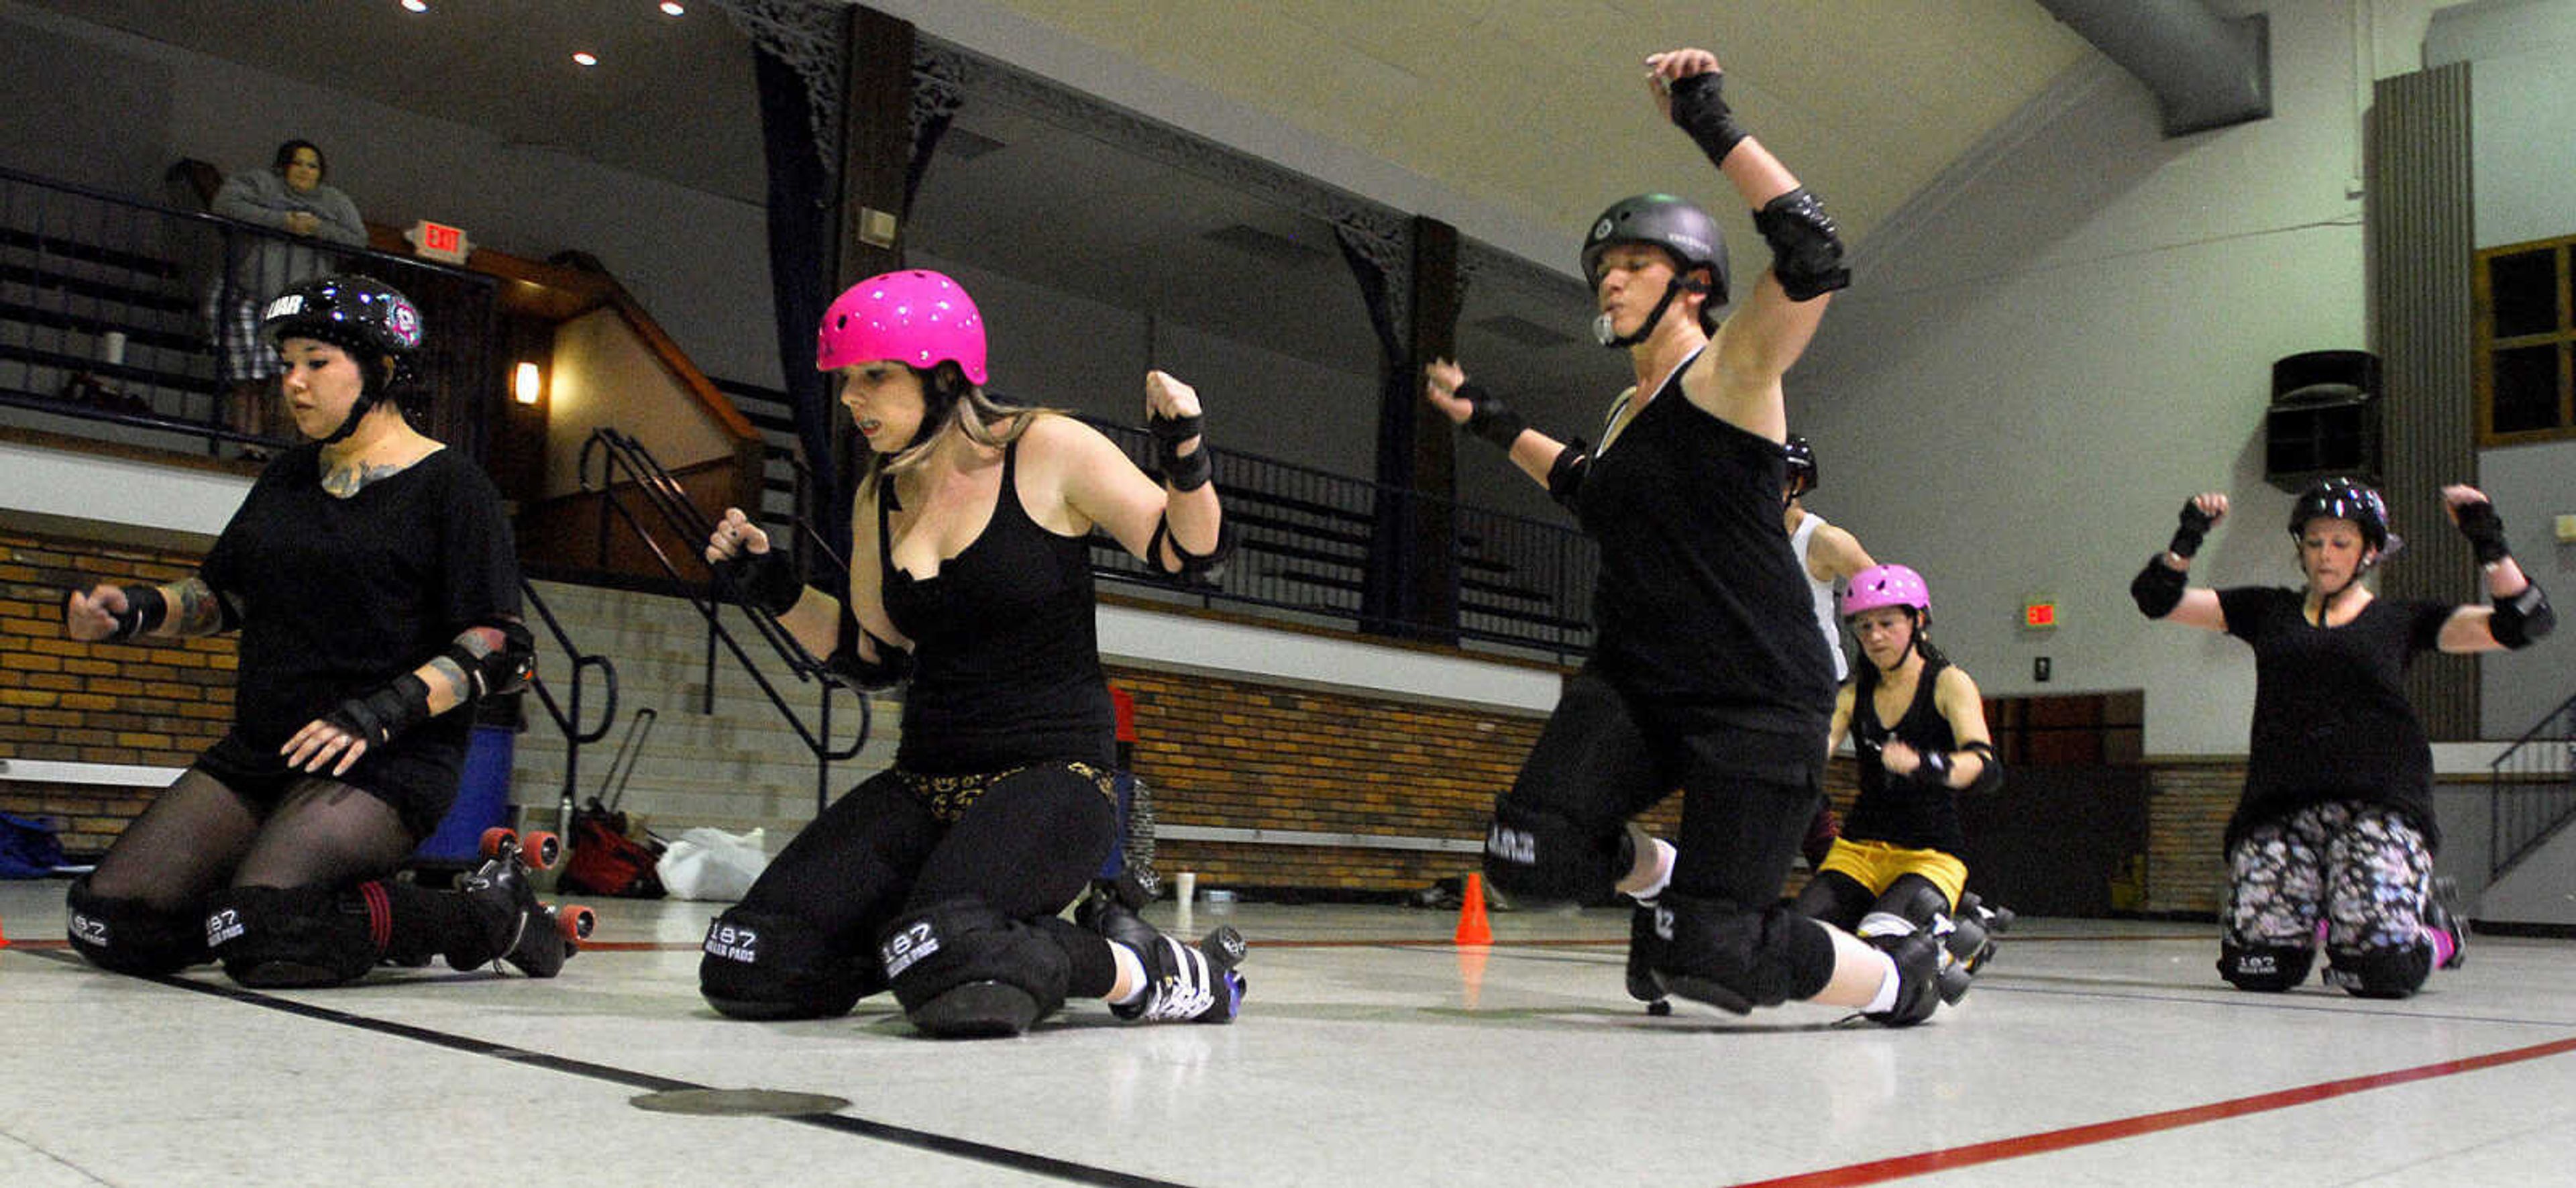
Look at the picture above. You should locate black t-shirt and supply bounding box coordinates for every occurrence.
[1843,658,1968,854]
[874,439,1115,773]
[199,443,522,786]
[1573,357,1836,782]
[2215,586,2453,851]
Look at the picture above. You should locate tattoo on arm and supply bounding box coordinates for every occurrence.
[425,655,474,712]
[172,579,225,636]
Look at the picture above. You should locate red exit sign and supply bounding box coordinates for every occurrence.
[407,219,473,264]
[2023,601,2057,629]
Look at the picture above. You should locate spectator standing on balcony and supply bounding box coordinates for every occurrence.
[1423,47,1947,1026]
[696,268,1245,1038]
[57,274,564,988]
[207,140,367,447]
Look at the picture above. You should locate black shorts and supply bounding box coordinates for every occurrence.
[191,731,462,839]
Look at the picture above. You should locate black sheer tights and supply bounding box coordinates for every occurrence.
[87,769,417,909]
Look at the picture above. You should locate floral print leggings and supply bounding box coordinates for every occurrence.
[2222,801,2432,953]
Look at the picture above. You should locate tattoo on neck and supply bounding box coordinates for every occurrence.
[321,457,412,498]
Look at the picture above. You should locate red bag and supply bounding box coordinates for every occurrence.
[560,808,665,898]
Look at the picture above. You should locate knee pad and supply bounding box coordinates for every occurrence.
[2323,944,2432,1000]
[699,906,883,1021]
[206,885,382,988]
[64,875,210,977]
[1481,804,1627,906]
[880,898,1071,1038]
[2218,940,2316,992]
[1650,893,1835,1014]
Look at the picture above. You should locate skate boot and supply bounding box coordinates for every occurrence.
[1625,899,1672,1016]
[1077,892,1245,1024]
[2425,875,2467,971]
[455,829,592,978]
[1856,912,1941,1027]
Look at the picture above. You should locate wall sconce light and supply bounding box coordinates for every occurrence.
[514,361,543,406]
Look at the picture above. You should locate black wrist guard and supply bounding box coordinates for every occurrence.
[2169,501,2214,559]
[2490,581,2555,649]
[1752,188,1851,301]
[1456,383,1527,449]
[718,547,803,616]
[2132,555,2187,618]
[103,584,168,642]
[1909,749,1953,789]
[1666,71,1747,168]
[324,673,434,749]
[2455,500,2512,566]
[833,631,914,691]
[1150,410,1212,492]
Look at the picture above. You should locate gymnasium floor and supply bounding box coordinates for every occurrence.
[4,879,2573,1187]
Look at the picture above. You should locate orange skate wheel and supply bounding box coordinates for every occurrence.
[520,830,561,870]
[556,905,596,941]
[479,826,518,859]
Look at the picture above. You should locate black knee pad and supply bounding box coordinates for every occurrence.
[881,898,1071,1038]
[699,906,883,1020]
[2218,940,2316,991]
[2323,944,2432,1000]
[1481,804,1629,906]
[1650,893,1836,1013]
[64,875,211,977]
[206,885,382,988]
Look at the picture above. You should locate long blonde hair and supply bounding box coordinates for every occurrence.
[863,362,1064,486]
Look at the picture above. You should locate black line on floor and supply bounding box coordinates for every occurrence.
[24,949,1192,1188]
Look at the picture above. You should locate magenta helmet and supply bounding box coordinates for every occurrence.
[815,270,987,383]
[1840,563,1931,620]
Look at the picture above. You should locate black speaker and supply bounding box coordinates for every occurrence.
[2263,350,2380,492]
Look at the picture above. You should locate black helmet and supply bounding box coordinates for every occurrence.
[1783,433,1817,496]
[2288,477,2398,555]
[261,274,425,443]
[1580,194,1728,307]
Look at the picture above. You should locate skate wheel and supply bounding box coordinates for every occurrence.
[520,830,561,870]
[479,826,518,859]
[1646,997,1672,1017]
[555,904,596,942]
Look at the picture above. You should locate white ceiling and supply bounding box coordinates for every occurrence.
[31,0,2102,404]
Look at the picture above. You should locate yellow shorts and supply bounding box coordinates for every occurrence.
[1816,838,1968,909]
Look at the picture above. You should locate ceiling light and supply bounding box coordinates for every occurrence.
[660,2,686,15]
[572,51,598,66]
[400,0,428,12]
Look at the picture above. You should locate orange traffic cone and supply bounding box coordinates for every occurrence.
[1456,943,1489,1010]
[0,914,11,949]
[1453,872,1493,946]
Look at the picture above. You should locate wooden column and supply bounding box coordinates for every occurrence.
[837,9,915,288]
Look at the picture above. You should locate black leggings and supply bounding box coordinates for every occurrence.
[89,766,417,910]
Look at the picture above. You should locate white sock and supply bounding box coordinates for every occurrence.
[1860,948,1901,1014]
[1108,940,1147,1005]
[1630,838,1678,902]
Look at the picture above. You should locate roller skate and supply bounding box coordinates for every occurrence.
[1076,888,1245,1023]
[2425,876,2467,971]
[457,828,595,978]
[1855,912,1942,1027]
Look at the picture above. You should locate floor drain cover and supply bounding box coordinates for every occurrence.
[630,1089,852,1117]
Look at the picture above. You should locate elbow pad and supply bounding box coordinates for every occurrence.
[1960,743,2002,795]
[1148,515,1235,582]
[2131,556,2186,618]
[1546,438,1591,512]
[1752,188,1850,301]
[2491,582,2555,649]
[439,618,536,706]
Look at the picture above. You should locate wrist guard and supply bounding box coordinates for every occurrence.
[1752,188,1850,301]
[1148,410,1212,492]
[2455,500,2512,566]
[1456,382,1527,449]
[2169,500,2214,559]
[833,631,914,691]
[323,673,434,749]
[1666,71,1747,168]
[103,584,168,642]
[2131,555,2186,618]
[1909,749,1953,790]
[2490,581,2555,649]
[718,547,803,617]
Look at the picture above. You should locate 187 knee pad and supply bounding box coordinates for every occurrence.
[2218,940,2316,992]
[2323,944,2432,1000]
[64,874,210,977]
[881,898,1071,1038]
[1481,804,1627,906]
[1650,893,1835,1014]
[700,906,882,1020]
[207,885,382,988]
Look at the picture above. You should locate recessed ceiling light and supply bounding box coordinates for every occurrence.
[659,2,686,15]
[572,51,598,66]
[400,0,428,12]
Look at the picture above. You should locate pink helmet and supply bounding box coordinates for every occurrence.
[1840,563,1930,620]
[815,270,988,383]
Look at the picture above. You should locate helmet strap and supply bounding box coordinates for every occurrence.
[1593,274,1706,348]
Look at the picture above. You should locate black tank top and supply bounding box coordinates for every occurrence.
[877,438,1116,773]
[1574,354,1836,781]
[1843,658,1968,854]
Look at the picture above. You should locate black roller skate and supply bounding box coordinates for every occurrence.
[1856,912,1942,1027]
[2425,876,2467,970]
[1076,887,1245,1023]
[456,828,594,978]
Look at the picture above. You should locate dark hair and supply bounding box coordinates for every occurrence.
[271,139,326,180]
[1849,610,1951,698]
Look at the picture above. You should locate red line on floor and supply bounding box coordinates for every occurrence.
[1727,1033,2576,1187]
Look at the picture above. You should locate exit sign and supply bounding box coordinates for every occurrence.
[406,219,473,264]
[2022,600,2058,629]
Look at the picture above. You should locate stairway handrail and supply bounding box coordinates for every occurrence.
[2487,689,2576,882]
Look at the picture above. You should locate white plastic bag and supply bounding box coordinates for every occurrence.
[655,826,769,902]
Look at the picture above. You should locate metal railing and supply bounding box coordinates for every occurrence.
[576,427,869,814]
[2489,691,2576,882]
[519,579,622,839]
